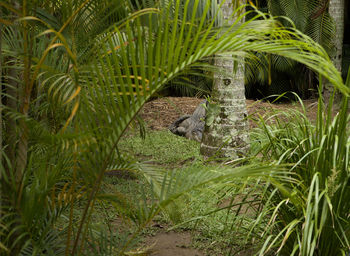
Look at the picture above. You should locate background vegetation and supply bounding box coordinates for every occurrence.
[0,0,349,255]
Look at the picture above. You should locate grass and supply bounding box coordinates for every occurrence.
[52,92,349,256]
[104,97,350,255]
[64,129,206,255]
[171,184,263,255]
[85,129,216,254]
[70,91,350,256]
[118,129,202,166]
[117,129,266,255]
[84,175,153,254]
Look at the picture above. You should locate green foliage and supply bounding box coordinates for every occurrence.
[171,177,268,255]
[119,130,201,165]
[163,70,213,97]
[250,71,350,255]
[267,0,335,53]
[246,0,336,99]
[203,99,220,127]
[0,0,347,255]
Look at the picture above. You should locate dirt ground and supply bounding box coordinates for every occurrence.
[145,231,204,256]
[145,230,256,256]
[138,97,318,256]
[140,97,318,130]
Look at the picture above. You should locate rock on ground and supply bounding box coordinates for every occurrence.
[169,100,207,141]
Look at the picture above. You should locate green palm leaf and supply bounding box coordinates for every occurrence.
[0,1,347,254]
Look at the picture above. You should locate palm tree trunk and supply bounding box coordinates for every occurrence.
[329,0,345,72]
[200,0,249,159]
[324,0,345,101]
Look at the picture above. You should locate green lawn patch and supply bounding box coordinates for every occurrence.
[119,130,202,166]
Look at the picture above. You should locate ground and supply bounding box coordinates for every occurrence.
[145,231,204,256]
[134,96,318,256]
[140,97,318,130]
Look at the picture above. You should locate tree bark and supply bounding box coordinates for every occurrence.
[200,0,249,159]
[328,0,345,73]
[324,0,345,102]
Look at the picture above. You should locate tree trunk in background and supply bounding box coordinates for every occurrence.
[200,0,249,159]
[329,0,345,72]
[325,0,345,101]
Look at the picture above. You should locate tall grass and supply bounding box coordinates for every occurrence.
[250,70,350,255]
[1,1,348,255]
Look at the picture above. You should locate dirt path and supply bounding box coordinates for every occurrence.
[146,231,204,256]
